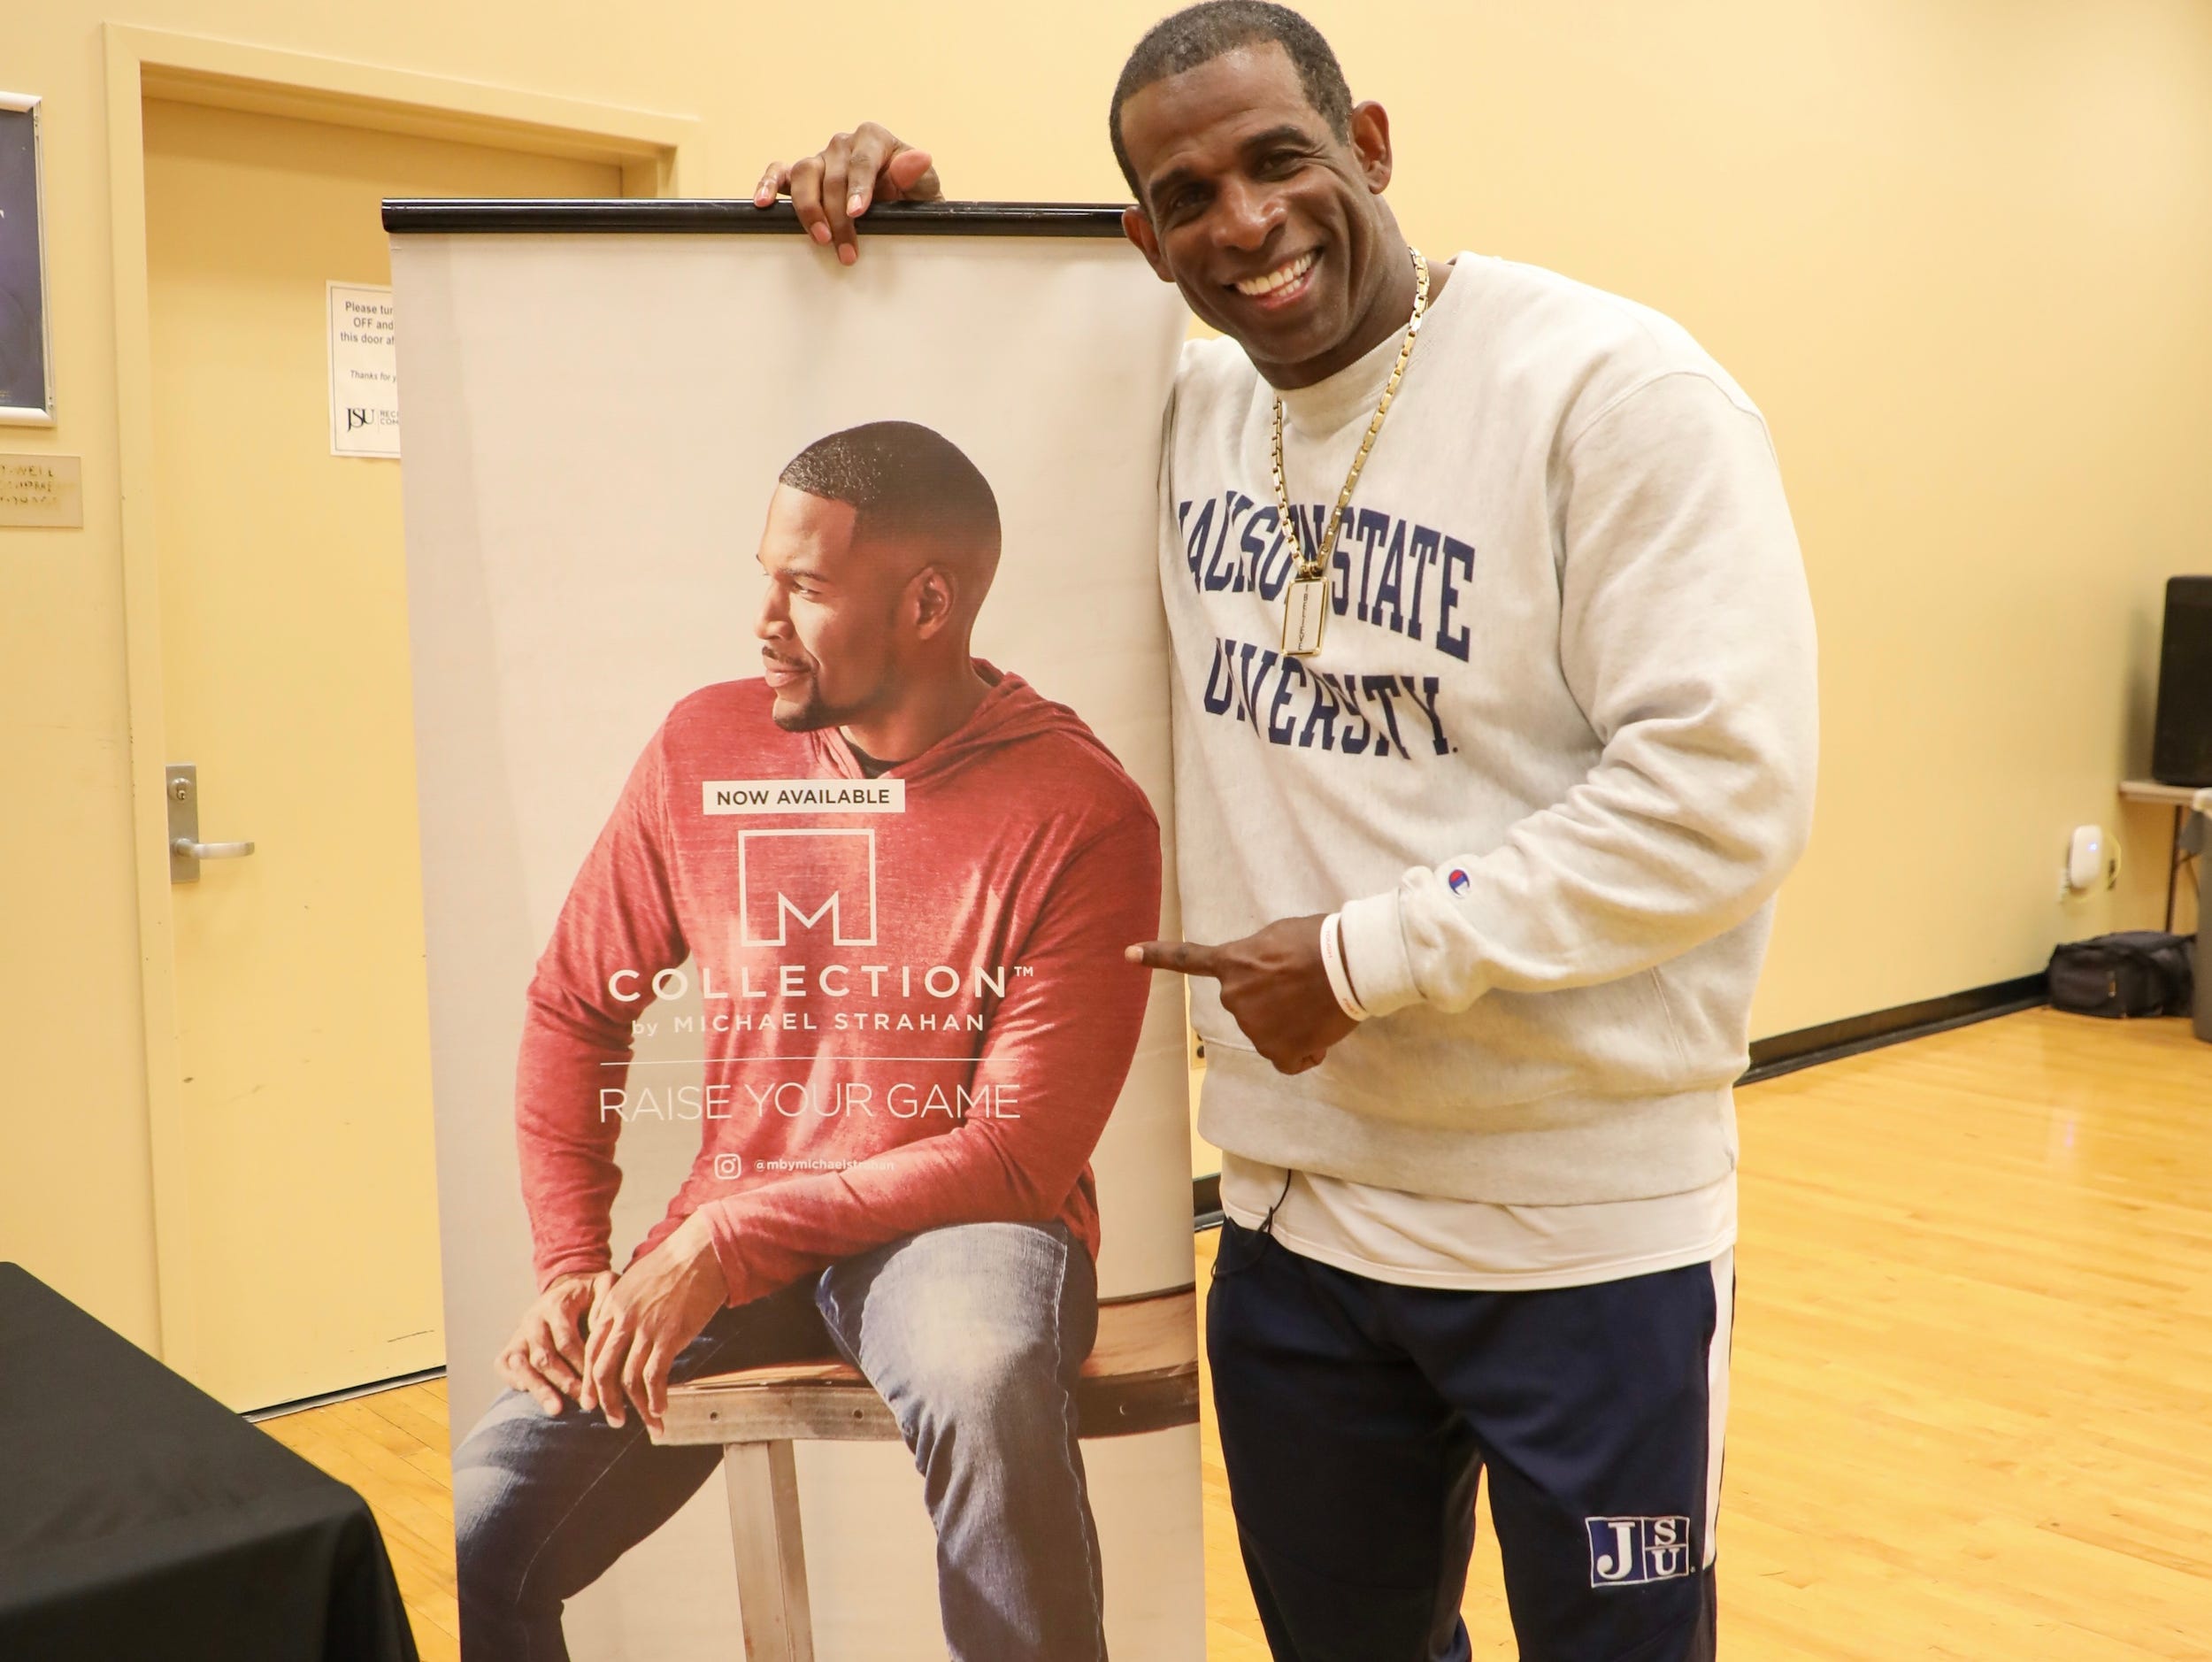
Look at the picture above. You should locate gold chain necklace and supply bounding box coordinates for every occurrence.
[1271,245,1430,658]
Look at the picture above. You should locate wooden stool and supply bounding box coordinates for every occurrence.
[657,1286,1199,1662]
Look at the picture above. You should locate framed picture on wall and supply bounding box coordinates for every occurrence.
[1,93,53,427]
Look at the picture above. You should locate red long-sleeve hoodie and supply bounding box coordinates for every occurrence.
[515,664,1162,1306]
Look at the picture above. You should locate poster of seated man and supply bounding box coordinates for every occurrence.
[389,219,1199,1662]
[453,421,1159,1661]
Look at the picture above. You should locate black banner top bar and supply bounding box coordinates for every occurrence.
[381,199,1132,237]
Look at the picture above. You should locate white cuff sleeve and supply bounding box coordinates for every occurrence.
[1318,912,1370,1021]
[1335,889,1424,1019]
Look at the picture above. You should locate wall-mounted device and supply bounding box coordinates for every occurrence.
[2063,823,2120,896]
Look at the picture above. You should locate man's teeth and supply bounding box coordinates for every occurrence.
[1235,252,1316,296]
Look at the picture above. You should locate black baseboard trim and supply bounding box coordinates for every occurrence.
[244,1365,447,1423]
[1739,973,2048,1086]
[1188,973,2052,1227]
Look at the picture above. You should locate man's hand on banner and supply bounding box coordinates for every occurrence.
[756,123,943,265]
[1128,916,1357,1074]
[496,1270,613,1417]
[580,1214,726,1437]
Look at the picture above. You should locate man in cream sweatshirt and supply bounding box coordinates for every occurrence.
[765,4,1817,1657]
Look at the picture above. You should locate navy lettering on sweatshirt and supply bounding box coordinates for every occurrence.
[1177,491,1476,665]
[1197,634,1455,758]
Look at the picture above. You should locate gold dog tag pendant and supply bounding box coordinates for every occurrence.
[1283,573,1330,658]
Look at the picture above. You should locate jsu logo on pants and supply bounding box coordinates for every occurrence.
[1586,1515,1694,1588]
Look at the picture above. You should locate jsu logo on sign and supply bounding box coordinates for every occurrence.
[1586,1516,1694,1588]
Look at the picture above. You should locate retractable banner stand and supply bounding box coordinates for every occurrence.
[387,201,1201,1662]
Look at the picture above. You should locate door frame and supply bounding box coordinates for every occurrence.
[105,23,696,1380]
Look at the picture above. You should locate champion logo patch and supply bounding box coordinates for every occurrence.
[1586,1516,1695,1588]
[1446,868,1471,895]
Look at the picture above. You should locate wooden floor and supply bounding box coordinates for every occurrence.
[265,1009,2212,1659]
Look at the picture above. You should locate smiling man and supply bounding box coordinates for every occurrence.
[764,4,1817,1659]
[449,419,1161,1662]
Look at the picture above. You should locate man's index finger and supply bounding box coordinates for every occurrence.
[1125,939,1225,978]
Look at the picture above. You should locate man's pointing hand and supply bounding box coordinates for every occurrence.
[1127,915,1357,1074]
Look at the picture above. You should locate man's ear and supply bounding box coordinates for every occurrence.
[1122,205,1175,283]
[910,566,958,640]
[1348,101,1394,194]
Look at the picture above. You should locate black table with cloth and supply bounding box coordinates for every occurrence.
[0,1263,418,1661]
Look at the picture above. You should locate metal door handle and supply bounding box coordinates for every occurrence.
[173,836,255,860]
[166,764,256,883]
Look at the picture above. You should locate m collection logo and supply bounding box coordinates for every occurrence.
[1585,1515,1694,1589]
[738,827,879,947]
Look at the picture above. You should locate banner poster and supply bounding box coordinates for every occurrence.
[388,206,1202,1661]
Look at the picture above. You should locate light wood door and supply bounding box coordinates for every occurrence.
[142,99,621,1411]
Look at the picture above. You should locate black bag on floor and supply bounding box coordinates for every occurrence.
[2046,931,2195,1018]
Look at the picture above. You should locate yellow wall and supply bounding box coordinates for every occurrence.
[6,0,2209,1343]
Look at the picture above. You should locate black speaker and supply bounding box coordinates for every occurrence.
[2152,576,2212,785]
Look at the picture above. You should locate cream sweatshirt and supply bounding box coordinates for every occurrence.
[1161,251,1817,1205]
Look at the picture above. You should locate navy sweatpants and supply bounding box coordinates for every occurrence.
[1208,1218,1732,1662]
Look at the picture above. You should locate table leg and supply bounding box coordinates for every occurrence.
[724,1440,815,1662]
[2167,807,2183,934]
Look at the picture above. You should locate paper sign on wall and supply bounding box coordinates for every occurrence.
[327,281,400,458]
[0,452,80,527]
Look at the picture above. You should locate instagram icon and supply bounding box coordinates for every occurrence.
[712,1151,742,1180]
